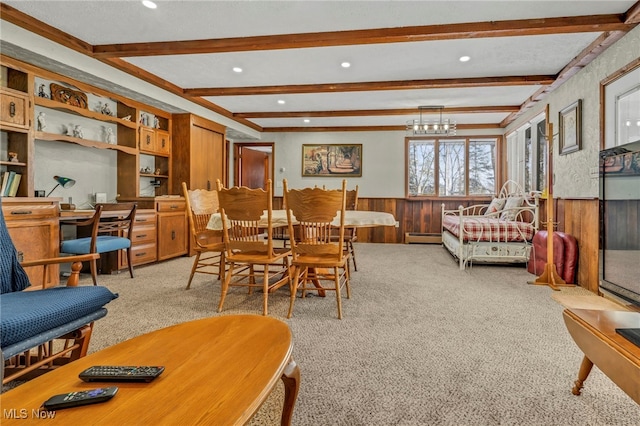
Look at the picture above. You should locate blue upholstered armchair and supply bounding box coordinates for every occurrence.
[0,198,118,384]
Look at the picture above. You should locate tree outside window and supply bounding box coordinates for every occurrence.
[407,137,498,197]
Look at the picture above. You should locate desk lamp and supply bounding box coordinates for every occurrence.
[46,175,76,197]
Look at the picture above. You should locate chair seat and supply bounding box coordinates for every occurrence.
[227,248,290,265]
[1,286,118,349]
[292,254,349,268]
[61,236,131,254]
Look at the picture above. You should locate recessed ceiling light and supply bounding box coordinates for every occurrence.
[277,100,286,104]
[303,119,310,123]
[142,1,157,9]
[341,62,351,68]
[459,56,471,62]
[232,67,243,73]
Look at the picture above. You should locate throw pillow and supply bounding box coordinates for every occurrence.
[500,197,524,221]
[484,198,506,217]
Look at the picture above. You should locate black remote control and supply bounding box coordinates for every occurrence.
[42,387,118,411]
[79,365,165,382]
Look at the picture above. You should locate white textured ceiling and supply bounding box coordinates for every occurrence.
[2,0,638,136]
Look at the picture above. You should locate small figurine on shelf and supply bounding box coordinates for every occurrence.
[101,103,113,116]
[121,115,131,121]
[37,84,49,99]
[65,124,74,136]
[154,168,161,175]
[37,112,47,131]
[104,127,116,144]
[73,124,84,139]
[153,116,160,129]
[8,152,19,162]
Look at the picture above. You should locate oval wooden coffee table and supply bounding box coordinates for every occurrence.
[1,315,300,425]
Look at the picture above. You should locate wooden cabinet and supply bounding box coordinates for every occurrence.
[1,87,29,130]
[156,197,187,261]
[122,208,157,269]
[2,198,60,288]
[171,113,225,192]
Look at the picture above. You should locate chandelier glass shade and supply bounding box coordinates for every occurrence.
[406,106,456,136]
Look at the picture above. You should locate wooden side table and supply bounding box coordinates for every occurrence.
[563,308,640,404]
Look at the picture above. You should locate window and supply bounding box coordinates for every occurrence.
[506,114,546,192]
[406,137,498,197]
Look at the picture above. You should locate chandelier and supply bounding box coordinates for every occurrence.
[406,106,456,136]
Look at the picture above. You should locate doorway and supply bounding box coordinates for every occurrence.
[233,142,274,189]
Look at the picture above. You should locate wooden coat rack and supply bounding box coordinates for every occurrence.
[532,106,574,290]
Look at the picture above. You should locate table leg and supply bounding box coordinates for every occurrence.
[280,359,300,426]
[571,355,594,396]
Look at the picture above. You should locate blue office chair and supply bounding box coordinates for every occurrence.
[60,203,137,285]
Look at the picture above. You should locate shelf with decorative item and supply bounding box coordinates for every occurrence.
[140,173,169,179]
[0,160,27,167]
[34,131,138,155]
[34,97,137,129]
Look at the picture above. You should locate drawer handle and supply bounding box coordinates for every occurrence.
[169,205,178,209]
[136,234,147,238]
[136,218,147,222]
[11,210,32,215]
[9,102,16,117]
[161,139,166,148]
[146,135,151,145]
[135,252,146,257]
[171,230,176,240]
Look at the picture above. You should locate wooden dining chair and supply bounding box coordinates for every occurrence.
[216,179,292,316]
[60,202,137,285]
[283,179,351,319]
[332,185,359,271]
[182,182,226,290]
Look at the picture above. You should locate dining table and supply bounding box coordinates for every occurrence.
[206,209,396,231]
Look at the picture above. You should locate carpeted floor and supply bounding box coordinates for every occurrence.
[4,243,639,425]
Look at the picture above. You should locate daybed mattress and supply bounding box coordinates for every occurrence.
[442,215,536,242]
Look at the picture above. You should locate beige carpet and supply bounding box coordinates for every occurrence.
[551,286,631,311]
[3,244,640,425]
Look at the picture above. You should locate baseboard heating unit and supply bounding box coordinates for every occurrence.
[404,233,442,244]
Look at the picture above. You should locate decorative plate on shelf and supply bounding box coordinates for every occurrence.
[50,83,88,109]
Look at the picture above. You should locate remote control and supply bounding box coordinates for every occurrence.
[42,387,118,411]
[79,365,165,382]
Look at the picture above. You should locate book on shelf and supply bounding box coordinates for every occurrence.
[0,171,10,195]
[7,173,22,196]
[1,171,21,197]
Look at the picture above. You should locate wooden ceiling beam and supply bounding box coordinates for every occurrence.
[625,1,640,24]
[235,106,519,118]
[91,15,631,58]
[186,76,554,97]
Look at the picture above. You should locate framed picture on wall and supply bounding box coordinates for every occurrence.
[559,99,582,155]
[302,144,362,177]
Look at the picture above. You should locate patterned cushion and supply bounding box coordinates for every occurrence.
[500,197,524,221]
[484,197,506,217]
[0,286,118,349]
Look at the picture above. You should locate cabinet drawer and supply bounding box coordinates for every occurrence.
[130,242,157,266]
[139,127,156,152]
[3,204,58,221]
[156,200,185,212]
[0,88,29,129]
[131,225,156,245]
[156,130,170,155]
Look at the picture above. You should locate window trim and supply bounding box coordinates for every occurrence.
[405,135,503,199]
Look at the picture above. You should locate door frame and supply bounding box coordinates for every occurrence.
[233,142,274,188]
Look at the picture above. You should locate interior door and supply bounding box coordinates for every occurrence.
[234,143,273,189]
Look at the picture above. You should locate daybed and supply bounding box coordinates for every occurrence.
[441,181,539,270]
[1,200,118,384]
